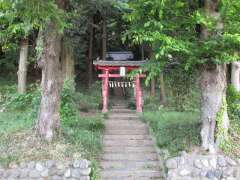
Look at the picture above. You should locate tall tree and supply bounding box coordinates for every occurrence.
[61,40,75,81]
[37,0,67,141]
[0,1,31,93]
[17,38,29,93]
[150,78,156,97]
[159,72,166,104]
[102,14,107,60]
[88,18,94,87]
[125,0,240,151]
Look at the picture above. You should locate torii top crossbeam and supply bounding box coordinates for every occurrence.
[93,60,146,113]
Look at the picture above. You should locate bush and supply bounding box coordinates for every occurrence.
[6,85,40,111]
[61,80,79,122]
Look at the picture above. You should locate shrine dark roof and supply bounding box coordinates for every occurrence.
[93,60,147,67]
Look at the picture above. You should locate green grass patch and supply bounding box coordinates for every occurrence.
[142,110,201,157]
[0,110,34,135]
[0,80,104,180]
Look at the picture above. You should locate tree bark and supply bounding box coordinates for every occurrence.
[37,21,62,141]
[231,61,240,91]
[199,0,229,152]
[102,16,107,61]
[18,39,29,94]
[150,78,156,97]
[37,0,67,141]
[61,41,75,81]
[200,65,229,151]
[88,21,94,88]
[141,45,144,60]
[160,72,166,104]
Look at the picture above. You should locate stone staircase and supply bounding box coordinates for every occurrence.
[100,104,165,180]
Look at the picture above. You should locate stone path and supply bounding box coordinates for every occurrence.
[100,104,164,180]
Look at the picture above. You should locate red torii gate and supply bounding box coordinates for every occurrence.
[93,60,146,113]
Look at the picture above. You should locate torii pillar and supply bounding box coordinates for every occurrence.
[102,69,109,113]
[135,74,143,113]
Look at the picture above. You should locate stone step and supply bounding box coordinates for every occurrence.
[111,109,136,113]
[103,146,156,153]
[102,153,158,161]
[101,176,164,180]
[104,129,148,135]
[101,103,163,180]
[106,120,145,125]
[100,160,160,170]
[105,120,146,125]
[105,124,148,131]
[112,104,127,107]
[103,135,152,140]
[101,169,163,179]
[103,139,154,146]
[111,107,131,110]
[108,114,139,119]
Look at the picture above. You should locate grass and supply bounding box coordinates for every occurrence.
[0,80,104,180]
[141,110,201,157]
[0,110,33,135]
[0,112,104,178]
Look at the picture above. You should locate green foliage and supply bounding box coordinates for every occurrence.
[165,68,200,112]
[61,80,102,119]
[60,80,79,122]
[216,99,228,148]
[143,96,162,111]
[4,84,40,111]
[227,85,240,118]
[143,68,200,112]
[142,110,200,156]
[124,0,240,79]
[223,85,240,157]
[0,83,41,125]
[0,0,67,43]
[76,81,102,112]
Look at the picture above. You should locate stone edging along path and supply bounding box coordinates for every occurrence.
[165,153,240,180]
[0,159,91,180]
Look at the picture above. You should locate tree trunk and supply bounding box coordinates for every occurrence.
[200,65,229,151]
[160,72,166,104]
[231,61,240,91]
[18,39,29,94]
[37,0,67,141]
[151,78,156,97]
[199,0,229,152]
[61,41,75,81]
[141,45,144,60]
[102,16,107,61]
[37,21,62,141]
[88,21,94,88]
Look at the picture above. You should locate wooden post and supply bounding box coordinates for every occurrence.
[102,69,109,113]
[136,74,143,113]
